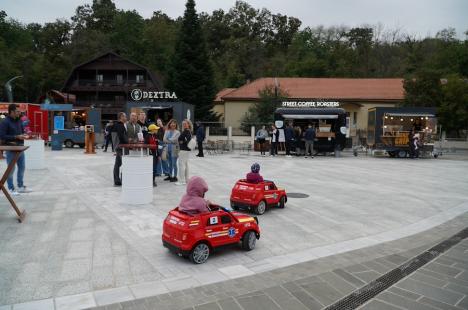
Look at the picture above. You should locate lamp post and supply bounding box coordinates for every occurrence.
[4,76,23,102]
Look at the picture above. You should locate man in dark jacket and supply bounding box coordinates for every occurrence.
[0,104,30,195]
[137,111,149,142]
[103,121,114,152]
[284,122,295,157]
[304,124,316,158]
[113,112,129,186]
[195,121,205,157]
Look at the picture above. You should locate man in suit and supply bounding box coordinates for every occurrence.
[126,112,141,143]
[113,112,129,186]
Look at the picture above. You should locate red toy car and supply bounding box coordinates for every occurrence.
[162,206,260,264]
[230,180,287,215]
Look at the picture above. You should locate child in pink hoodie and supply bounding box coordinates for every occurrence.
[178,176,212,214]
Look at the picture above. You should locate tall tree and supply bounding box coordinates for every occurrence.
[167,0,217,121]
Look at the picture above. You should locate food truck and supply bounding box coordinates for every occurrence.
[126,101,194,125]
[274,107,347,153]
[367,107,438,158]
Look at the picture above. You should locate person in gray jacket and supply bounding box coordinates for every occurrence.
[256,125,268,156]
[304,124,316,158]
[126,112,141,143]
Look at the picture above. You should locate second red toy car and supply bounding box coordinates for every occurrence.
[230,180,287,215]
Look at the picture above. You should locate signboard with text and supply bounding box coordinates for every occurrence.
[281,101,340,108]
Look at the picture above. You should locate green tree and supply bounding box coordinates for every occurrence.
[403,69,443,107]
[439,75,468,135]
[240,85,288,132]
[167,0,217,121]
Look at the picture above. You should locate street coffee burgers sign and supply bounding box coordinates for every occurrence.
[281,101,340,108]
[131,89,178,101]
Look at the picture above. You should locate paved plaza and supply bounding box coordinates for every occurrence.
[0,149,468,309]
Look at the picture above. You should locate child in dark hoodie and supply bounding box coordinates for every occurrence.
[178,176,212,214]
[246,163,264,184]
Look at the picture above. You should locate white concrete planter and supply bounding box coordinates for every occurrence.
[121,156,153,205]
[24,139,45,170]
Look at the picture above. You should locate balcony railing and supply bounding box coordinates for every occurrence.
[75,79,149,87]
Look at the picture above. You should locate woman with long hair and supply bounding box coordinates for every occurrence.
[163,119,180,182]
[176,119,193,185]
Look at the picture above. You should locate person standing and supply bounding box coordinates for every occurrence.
[146,124,160,186]
[195,121,205,157]
[163,119,180,182]
[113,112,128,186]
[156,119,168,176]
[408,129,415,158]
[0,104,31,195]
[256,125,268,156]
[126,112,141,143]
[177,119,193,185]
[304,124,316,158]
[284,122,294,157]
[294,126,302,156]
[103,121,114,152]
[137,112,149,142]
[269,124,279,156]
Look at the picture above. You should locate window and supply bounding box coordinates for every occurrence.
[136,74,144,83]
[221,215,232,224]
[116,74,123,85]
[96,74,103,85]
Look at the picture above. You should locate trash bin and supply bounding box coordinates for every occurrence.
[51,134,62,151]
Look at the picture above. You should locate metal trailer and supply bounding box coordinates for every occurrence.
[126,101,194,125]
[274,108,347,154]
[367,107,438,158]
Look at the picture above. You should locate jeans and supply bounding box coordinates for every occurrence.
[104,135,113,151]
[270,142,277,155]
[178,150,190,183]
[305,140,314,156]
[6,151,25,190]
[197,141,204,156]
[167,149,178,177]
[286,140,293,155]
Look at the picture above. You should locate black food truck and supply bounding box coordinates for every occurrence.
[126,101,194,125]
[367,107,438,158]
[274,107,347,154]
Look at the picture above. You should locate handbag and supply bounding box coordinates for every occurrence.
[188,137,197,150]
[161,147,167,161]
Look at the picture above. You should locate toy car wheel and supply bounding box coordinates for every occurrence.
[64,140,74,148]
[189,243,210,264]
[278,196,286,209]
[242,231,257,251]
[230,201,239,210]
[254,200,266,215]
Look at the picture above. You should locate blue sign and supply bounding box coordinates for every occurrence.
[228,227,236,238]
[54,116,65,130]
[41,103,73,111]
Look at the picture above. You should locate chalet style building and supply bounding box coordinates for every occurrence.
[62,52,162,121]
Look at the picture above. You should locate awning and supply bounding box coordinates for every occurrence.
[284,114,338,119]
[386,113,435,117]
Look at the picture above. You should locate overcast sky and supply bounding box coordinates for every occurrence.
[2,0,467,38]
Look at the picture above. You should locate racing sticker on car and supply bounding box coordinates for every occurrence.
[209,216,218,225]
[264,185,269,191]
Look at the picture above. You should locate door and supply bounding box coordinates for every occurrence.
[263,182,279,205]
[205,214,237,246]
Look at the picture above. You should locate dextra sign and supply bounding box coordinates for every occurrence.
[131,89,178,101]
[282,101,340,108]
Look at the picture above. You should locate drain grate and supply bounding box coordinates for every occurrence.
[325,227,468,310]
[287,193,310,199]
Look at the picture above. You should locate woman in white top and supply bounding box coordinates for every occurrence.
[163,119,180,182]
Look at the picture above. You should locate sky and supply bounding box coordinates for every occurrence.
[1,0,467,39]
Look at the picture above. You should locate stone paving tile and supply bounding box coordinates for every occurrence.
[94,287,134,306]
[194,302,221,310]
[386,286,422,300]
[332,269,366,287]
[418,296,465,310]
[376,291,439,310]
[235,293,281,310]
[360,299,403,310]
[396,278,464,305]
[353,270,382,283]
[457,296,468,309]
[11,298,54,310]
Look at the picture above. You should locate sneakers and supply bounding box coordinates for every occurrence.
[175,182,186,186]
[170,177,178,182]
[10,189,20,196]
[17,186,32,193]
[164,176,171,181]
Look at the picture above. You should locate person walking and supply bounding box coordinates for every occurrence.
[195,121,205,157]
[163,119,180,182]
[176,119,193,185]
[103,121,114,152]
[113,112,128,186]
[256,125,268,156]
[126,112,141,143]
[304,124,316,158]
[0,104,31,195]
[284,122,294,157]
[269,124,279,156]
